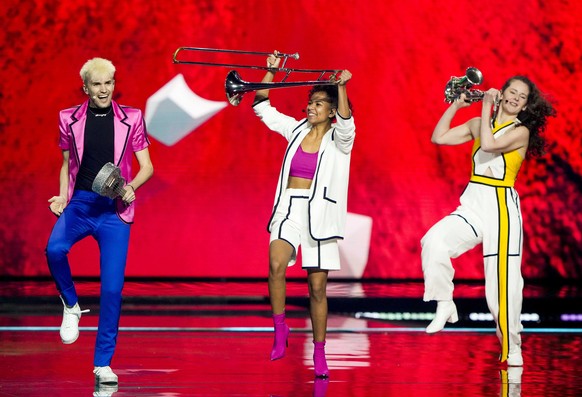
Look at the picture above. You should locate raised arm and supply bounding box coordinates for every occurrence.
[253,51,281,103]
[431,94,478,145]
[336,70,352,118]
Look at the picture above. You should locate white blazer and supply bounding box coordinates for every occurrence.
[253,99,355,241]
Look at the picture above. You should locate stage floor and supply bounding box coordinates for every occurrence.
[1,280,581,396]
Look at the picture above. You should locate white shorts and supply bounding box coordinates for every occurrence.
[270,189,340,270]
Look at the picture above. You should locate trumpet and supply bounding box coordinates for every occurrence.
[444,67,484,103]
[173,46,341,106]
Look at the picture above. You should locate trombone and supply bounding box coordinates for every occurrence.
[172,46,342,106]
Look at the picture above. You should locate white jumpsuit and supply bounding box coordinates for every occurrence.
[422,119,525,363]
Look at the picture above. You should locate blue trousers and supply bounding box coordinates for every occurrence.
[46,190,131,367]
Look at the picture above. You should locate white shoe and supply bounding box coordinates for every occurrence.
[94,366,118,385]
[426,301,458,334]
[93,384,118,396]
[60,296,89,344]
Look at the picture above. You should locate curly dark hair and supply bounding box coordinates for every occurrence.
[501,76,556,157]
[307,85,353,120]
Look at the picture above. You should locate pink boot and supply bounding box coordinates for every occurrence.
[270,312,289,361]
[313,340,329,378]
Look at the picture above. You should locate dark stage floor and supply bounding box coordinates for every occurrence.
[1,279,581,396]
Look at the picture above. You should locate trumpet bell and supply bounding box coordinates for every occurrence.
[444,66,484,103]
[465,67,483,86]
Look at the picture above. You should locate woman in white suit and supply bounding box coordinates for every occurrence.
[252,51,354,378]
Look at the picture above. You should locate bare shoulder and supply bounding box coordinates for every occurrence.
[512,124,530,142]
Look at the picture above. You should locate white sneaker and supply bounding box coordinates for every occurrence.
[60,296,89,344]
[94,366,118,385]
[426,301,458,334]
[93,384,118,396]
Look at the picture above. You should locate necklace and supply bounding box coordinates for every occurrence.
[88,106,112,117]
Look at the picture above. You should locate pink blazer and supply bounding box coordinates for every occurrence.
[58,100,150,223]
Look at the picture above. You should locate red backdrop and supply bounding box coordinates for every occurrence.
[1,0,581,279]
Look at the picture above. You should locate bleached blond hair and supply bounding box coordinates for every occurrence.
[79,57,116,83]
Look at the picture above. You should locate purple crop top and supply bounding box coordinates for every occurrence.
[289,145,318,179]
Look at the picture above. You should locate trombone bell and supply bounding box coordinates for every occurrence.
[225,70,246,106]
